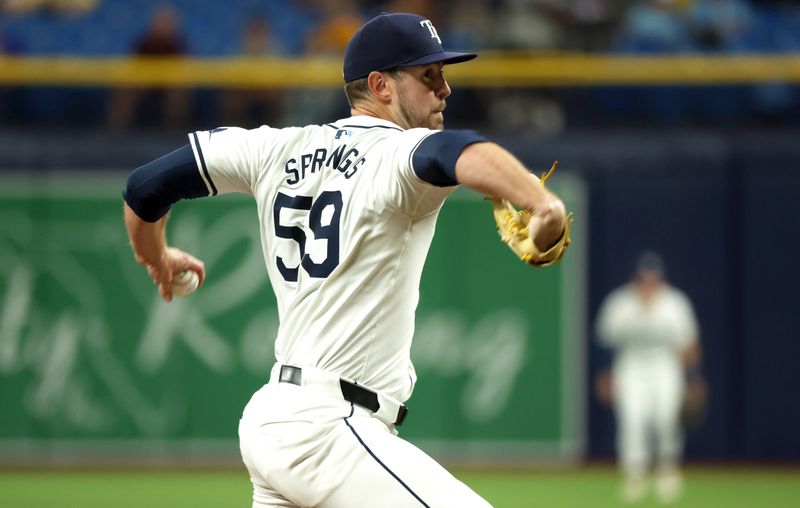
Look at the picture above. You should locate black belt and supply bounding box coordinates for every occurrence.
[278,365,409,426]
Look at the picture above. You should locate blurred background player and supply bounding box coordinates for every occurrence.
[595,251,704,503]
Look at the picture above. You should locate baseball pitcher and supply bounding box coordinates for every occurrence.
[123,13,571,508]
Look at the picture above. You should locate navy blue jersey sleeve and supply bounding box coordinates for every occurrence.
[410,130,488,187]
[123,144,209,222]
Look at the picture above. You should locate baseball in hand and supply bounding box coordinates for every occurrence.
[172,270,200,297]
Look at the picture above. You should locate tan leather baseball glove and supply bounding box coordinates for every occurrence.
[490,161,573,267]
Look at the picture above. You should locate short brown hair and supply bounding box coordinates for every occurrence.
[343,69,402,108]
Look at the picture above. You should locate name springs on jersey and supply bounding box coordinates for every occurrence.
[284,141,366,185]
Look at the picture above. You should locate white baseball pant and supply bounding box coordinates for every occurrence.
[238,364,493,508]
[613,355,684,475]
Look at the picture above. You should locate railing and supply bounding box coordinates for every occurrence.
[2,53,800,88]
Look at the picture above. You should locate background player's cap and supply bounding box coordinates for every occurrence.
[343,13,477,83]
[636,250,665,275]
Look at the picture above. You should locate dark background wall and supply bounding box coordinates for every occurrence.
[1,127,798,461]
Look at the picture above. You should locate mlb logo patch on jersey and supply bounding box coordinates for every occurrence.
[335,129,353,140]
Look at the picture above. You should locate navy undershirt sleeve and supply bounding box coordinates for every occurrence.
[123,144,208,222]
[411,130,488,187]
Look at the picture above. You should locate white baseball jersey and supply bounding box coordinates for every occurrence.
[596,283,698,368]
[188,115,453,403]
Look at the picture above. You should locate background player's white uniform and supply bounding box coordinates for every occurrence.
[189,115,491,507]
[595,281,699,499]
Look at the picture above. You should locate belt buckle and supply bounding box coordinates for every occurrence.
[279,365,302,385]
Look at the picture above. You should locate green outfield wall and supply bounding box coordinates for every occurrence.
[0,173,586,461]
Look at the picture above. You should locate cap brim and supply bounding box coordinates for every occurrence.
[400,51,477,68]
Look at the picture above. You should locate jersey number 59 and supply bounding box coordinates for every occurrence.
[273,190,342,282]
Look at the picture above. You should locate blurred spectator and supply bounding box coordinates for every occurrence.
[482,0,570,131]
[305,0,364,55]
[442,0,494,50]
[610,0,692,124]
[481,0,616,51]
[615,0,690,53]
[220,15,286,127]
[134,5,185,56]
[595,251,705,504]
[3,0,98,16]
[384,0,441,22]
[492,0,569,50]
[564,0,617,51]
[108,5,190,130]
[689,0,753,51]
[486,88,565,133]
[240,15,285,56]
[281,0,365,126]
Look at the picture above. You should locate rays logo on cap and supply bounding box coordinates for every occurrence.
[342,13,476,82]
[419,19,441,44]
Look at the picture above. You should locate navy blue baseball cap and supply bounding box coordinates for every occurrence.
[343,13,477,83]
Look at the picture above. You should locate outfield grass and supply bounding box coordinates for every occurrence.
[459,467,800,508]
[0,466,797,507]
